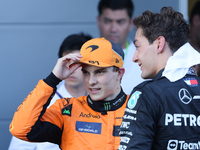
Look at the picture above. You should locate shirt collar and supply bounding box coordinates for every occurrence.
[87,88,127,114]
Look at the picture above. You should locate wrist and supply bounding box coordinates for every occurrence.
[43,72,62,88]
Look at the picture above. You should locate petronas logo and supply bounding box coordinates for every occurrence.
[104,102,111,111]
[63,109,70,114]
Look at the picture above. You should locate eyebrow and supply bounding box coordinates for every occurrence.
[104,17,126,21]
[81,68,86,72]
[95,68,107,72]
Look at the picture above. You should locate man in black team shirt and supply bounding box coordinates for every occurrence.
[118,6,200,150]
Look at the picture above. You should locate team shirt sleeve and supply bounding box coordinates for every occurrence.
[118,87,159,150]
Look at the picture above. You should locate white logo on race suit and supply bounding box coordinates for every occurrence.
[118,145,127,150]
[128,91,141,109]
[121,137,130,144]
[120,121,130,129]
[119,131,133,136]
[179,88,192,104]
[167,140,200,150]
[165,113,200,126]
[167,140,178,150]
[193,95,200,99]
[125,108,137,114]
[123,114,136,121]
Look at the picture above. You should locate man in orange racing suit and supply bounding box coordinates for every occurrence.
[10,37,129,150]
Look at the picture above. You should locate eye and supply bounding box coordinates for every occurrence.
[82,70,89,75]
[97,70,104,74]
[96,70,106,75]
[104,19,111,24]
[118,20,125,25]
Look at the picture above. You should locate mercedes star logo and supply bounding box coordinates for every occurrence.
[178,88,192,104]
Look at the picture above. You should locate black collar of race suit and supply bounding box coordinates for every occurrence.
[87,88,127,114]
[153,68,165,81]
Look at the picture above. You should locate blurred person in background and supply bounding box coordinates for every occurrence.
[190,0,200,77]
[97,0,144,95]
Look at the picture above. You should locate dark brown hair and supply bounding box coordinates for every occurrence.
[133,7,190,53]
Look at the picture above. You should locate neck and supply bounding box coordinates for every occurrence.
[104,84,122,101]
[65,84,87,98]
[156,46,172,76]
[87,88,127,112]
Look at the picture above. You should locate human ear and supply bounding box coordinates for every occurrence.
[117,68,125,81]
[156,36,166,53]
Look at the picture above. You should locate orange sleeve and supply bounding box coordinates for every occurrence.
[9,80,56,141]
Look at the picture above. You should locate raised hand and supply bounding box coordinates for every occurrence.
[52,53,82,80]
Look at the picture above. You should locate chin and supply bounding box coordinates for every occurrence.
[141,73,146,79]
[142,73,154,80]
[141,73,149,80]
[89,95,104,101]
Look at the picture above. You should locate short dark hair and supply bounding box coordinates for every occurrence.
[58,32,92,58]
[190,1,200,24]
[112,66,119,72]
[98,0,134,18]
[133,7,190,53]
[112,66,122,81]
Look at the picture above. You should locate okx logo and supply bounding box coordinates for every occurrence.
[104,102,111,111]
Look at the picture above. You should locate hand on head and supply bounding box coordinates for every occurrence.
[52,53,82,80]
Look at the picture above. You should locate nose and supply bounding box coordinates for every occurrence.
[88,74,97,85]
[132,51,138,63]
[110,22,117,32]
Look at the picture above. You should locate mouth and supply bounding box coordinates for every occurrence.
[67,76,76,80]
[138,63,142,70]
[89,88,101,94]
[109,35,118,40]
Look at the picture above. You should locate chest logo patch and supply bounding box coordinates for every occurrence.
[76,121,102,134]
[184,78,198,87]
[178,88,192,104]
[128,91,141,109]
[62,104,72,116]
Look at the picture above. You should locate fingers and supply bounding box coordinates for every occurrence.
[62,53,82,62]
[69,63,82,72]
[64,53,82,68]
[52,53,82,80]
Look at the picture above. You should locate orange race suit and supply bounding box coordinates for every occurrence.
[9,72,129,150]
